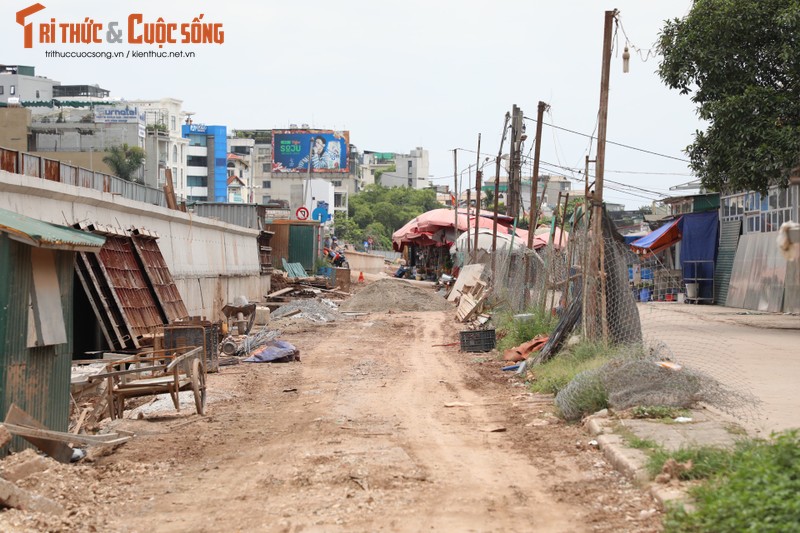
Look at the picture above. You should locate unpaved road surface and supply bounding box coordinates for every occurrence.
[1,307,662,532]
[103,310,660,532]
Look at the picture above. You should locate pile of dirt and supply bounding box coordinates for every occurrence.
[339,278,452,312]
[0,449,169,533]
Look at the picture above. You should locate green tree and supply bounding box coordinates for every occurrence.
[103,144,146,183]
[373,164,396,185]
[658,0,800,193]
[482,190,494,210]
[337,184,442,246]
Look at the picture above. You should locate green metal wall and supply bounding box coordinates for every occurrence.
[0,235,75,455]
[288,224,318,271]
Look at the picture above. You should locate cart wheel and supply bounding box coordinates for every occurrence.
[191,358,206,416]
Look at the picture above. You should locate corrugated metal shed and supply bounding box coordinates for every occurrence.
[0,207,106,252]
[263,220,320,273]
[0,210,103,456]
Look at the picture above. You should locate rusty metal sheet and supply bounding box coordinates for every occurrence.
[43,159,60,182]
[130,233,189,322]
[79,168,94,189]
[96,235,166,339]
[0,148,18,173]
[59,164,78,186]
[20,154,40,178]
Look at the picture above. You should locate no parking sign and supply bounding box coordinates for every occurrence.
[295,206,309,220]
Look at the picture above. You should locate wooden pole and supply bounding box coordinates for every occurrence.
[473,133,482,261]
[591,9,616,341]
[527,102,548,249]
[453,149,459,250]
[492,113,511,278]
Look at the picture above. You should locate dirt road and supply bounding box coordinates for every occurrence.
[82,309,661,533]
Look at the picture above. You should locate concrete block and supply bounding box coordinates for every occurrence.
[1,455,51,483]
[0,477,64,515]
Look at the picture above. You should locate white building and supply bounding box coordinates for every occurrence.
[227,137,255,203]
[129,98,189,197]
[0,65,58,104]
[374,147,430,190]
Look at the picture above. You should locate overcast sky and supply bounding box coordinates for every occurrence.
[2,0,699,209]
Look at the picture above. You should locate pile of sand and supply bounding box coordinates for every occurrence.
[339,278,452,313]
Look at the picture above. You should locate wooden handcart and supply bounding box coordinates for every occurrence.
[89,346,207,420]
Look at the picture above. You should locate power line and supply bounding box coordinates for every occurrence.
[521,116,690,163]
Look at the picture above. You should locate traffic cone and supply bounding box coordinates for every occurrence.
[358,271,365,283]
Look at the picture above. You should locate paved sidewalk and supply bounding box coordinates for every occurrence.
[585,408,745,507]
[583,305,798,507]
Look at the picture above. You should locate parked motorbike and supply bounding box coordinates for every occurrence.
[323,247,348,268]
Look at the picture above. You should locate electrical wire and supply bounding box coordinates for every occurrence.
[521,116,690,163]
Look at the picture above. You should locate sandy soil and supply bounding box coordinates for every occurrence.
[0,304,663,532]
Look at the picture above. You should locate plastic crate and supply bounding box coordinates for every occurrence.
[459,329,496,352]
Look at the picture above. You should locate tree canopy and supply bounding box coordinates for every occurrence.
[658,0,800,193]
[102,144,146,183]
[334,185,441,250]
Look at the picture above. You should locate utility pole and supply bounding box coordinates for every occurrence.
[587,9,616,341]
[473,133,482,259]
[507,104,524,220]
[453,149,459,250]
[526,101,548,248]
[492,113,511,278]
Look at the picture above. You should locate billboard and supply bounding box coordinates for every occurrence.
[94,105,144,124]
[272,130,349,173]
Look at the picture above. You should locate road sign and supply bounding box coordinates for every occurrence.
[295,206,310,220]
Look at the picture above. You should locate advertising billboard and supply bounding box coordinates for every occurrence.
[272,130,349,173]
[94,105,144,124]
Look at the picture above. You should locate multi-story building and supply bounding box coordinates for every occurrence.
[360,151,396,188]
[374,147,430,189]
[130,98,189,195]
[227,137,255,203]
[0,65,58,104]
[182,123,228,202]
[231,127,359,219]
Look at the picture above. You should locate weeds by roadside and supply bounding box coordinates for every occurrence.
[663,430,800,533]
[494,308,557,354]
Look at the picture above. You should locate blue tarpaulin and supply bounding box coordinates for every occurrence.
[630,217,682,255]
[678,211,719,300]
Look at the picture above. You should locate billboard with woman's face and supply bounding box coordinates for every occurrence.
[272,130,349,173]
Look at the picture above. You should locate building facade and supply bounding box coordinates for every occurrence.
[375,147,430,190]
[0,65,58,105]
[182,123,228,202]
[227,137,255,203]
[129,98,189,195]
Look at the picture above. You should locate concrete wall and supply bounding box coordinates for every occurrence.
[30,151,114,175]
[344,250,385,275]
[0,108,31,151]
[0,169,266,321]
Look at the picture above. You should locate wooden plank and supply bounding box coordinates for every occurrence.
[266,287,295,298]
[3,423,131,446]
[71,408,90,435]
[4,404,73,463]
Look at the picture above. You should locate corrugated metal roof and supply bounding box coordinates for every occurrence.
[0,207,105,252]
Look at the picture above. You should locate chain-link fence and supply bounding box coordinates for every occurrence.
[457,209,760,423]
